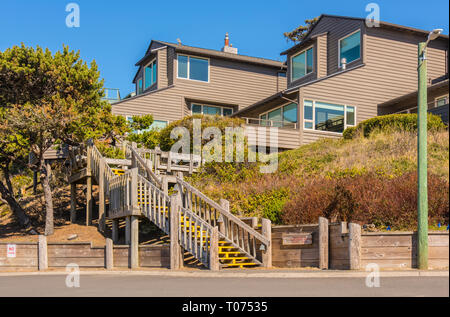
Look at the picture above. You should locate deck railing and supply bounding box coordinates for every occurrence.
[176,178,269,264]
[242,117,297,129]
[137,174,170,234]
[178,206,216,268]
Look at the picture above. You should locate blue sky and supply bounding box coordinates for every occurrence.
[1,0,448,97]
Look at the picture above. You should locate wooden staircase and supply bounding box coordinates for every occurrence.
[68,141,271,270]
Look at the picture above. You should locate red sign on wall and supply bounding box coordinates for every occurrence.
[6,244,16,258]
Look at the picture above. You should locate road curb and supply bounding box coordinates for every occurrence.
[0,269,448,278]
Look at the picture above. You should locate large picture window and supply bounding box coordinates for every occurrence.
[259,103,298,128]
[291,47,314,82]
[339,30,361,66]
[191,103,233,116]
[303,100,356,133]
[178,54,209,82]
[144,59,157,89]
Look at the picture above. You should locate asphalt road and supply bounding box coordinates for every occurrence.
[0,274,448,297]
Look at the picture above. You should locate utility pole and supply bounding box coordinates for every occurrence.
[417,41,428,270]
[416,28,443,270]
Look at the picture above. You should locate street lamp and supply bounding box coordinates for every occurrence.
[417,28,442,270]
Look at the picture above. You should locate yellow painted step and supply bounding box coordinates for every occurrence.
[222,262,258,269]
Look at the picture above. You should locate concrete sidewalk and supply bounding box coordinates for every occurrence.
[0,268,448,278]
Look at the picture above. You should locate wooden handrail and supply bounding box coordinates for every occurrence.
[176,177,270,248]
[128,144,163,188]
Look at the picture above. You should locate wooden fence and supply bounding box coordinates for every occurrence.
[0,240,170,270]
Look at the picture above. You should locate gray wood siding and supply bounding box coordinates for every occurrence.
[174,56,282,114]
[298,28,448,144]
[286,16,365,88]
[157,48,168,89]
[317,34,328,78]
[113,54,283,123]
[245,125,301,150]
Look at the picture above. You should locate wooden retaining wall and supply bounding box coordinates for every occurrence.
[0,241,169,270]
[0,242,38,269]
[329,222,351,270]
[271,224,320,268]
[361,232,449,269]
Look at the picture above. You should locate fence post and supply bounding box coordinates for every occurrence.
[319,217,329,270]
[38,235,48,271]
[261,218,272,268]
[70,183,77,223]
[349,223,361,270]
[210,227,220,271]
[130,215,139,269]
[170,194,181,269]
[98,158,105,232]
[105,238,114,270]
[130,168,139,213]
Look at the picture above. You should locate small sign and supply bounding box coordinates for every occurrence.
[282,233,312,246]
[6,244,16,258]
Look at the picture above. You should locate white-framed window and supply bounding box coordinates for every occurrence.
[144,58,157,90]
[290,46,314,82]
[435,95,449,108]
[177,54,209,82]
[339,29,361,67]
[303,99,356,133]
[258,102,298,128]
[191,103,233,116]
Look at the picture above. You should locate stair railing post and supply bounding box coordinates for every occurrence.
[210,226,220,271]
[86,140,93,226]
[261,218,272,268]
[98,157,105,232]
[170,194,181,270]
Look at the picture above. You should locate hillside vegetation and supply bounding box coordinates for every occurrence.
[189,125,449,230]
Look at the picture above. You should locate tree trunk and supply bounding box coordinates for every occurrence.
[41,159,54,236]
[2,167,14,196]
[0,180,30,228]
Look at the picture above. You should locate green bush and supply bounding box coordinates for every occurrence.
[343,126,357,140]
[343,113,446,139]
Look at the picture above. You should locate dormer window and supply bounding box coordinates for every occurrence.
[144,59,157,89]
[177,54,209,82]
[291,47,314,82]
[339,30,361,67]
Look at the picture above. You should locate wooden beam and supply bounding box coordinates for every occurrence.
[319,217,329,270]
[130,216,139,269]
[210,227,219,271]
[98,158,105,232]
[38,235,48,271]
[86,176,92,226]
[105,238,114,270]
[261,218,272,268]
[170,195,181,269]
[349,223,361,270]
[86,144,93,226]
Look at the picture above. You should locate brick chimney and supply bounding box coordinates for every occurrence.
[222,32,238,54]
